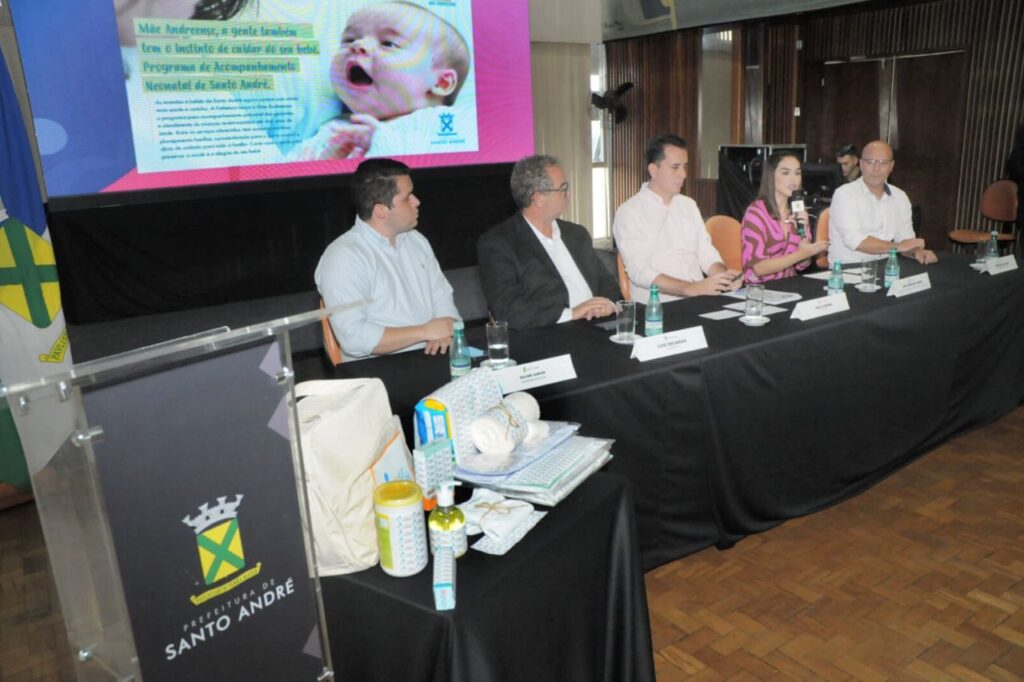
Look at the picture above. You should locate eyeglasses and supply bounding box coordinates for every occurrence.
[538,182,570,196]
[861,158,893,167]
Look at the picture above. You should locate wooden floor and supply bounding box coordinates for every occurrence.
[648,407,1024,681]
[1,408,1022,681]
[0,494,72,681]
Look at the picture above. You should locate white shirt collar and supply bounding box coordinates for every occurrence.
[640,182,677,206]
[855,176,893,198]
[524,216,561,244]
[354,216,409,248]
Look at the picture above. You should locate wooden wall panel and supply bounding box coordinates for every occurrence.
[688,179,718,219]
[605,0,1023,230]
[796,0,1024,230]
[606,30,702,214]
[763,24,800,144]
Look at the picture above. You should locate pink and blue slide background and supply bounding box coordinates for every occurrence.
[9,0,534,199]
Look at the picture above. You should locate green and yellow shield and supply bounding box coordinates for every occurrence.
[196,517,246,586]
[0,217,62,329]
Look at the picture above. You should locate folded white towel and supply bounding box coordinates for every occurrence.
[505,392,541,422]
[468,399,530,467]
[524,420,549,445]
[459,489,535,541]
[469,413,518,456]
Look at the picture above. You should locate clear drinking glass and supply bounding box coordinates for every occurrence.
[860,259,878,290]
[615,300,636,341]
[485,321,510,367]
[744,283,765,319]
[975,241,990,267]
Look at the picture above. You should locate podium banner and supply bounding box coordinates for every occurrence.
[84,340,325,681]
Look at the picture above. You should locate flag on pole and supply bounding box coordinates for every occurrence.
[0,46,74,494]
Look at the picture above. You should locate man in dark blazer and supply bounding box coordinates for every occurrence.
[477,155,620,329]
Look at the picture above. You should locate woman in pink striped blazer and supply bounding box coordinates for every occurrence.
[740,152,829,283]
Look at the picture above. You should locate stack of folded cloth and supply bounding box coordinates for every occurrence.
[458,488,546,556]
[457,431,613,507]
[419,375,615,507]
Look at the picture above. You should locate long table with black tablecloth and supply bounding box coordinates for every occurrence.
[320,473,655,682]
[312,253,1024,570]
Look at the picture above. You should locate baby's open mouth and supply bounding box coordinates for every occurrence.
[348,64,374,86]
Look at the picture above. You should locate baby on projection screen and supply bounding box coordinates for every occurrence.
[294,0,471,160]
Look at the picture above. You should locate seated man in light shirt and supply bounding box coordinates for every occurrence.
[476,154,620,330]
[828,140,938,265]
[613,133,740,304]
[315,158,459,361]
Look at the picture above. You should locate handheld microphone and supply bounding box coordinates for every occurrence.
[789,189,807,238]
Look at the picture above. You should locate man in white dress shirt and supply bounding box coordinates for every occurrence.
[315,158,459,361]
[828,140,938,266]
[613,134,740,304]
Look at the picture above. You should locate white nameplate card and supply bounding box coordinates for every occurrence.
[886,272,931,298]
[986,255,1018,275]
[790,292,850,321]
[492,354,577,394]
[630,326,708,362]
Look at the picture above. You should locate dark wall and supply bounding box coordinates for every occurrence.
[50,165,516,324]
[604,0,1024,234]
[605,29,703,214]
[795,0,1024,234]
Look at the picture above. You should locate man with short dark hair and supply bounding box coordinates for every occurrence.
[613,134,739,303]
[315,158,459,361]
[836,143,861,183]
[476,155,619,329]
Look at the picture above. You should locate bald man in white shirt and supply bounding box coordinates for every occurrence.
[828,140,937,266]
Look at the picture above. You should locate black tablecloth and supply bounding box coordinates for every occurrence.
[313,253,1024,569]
[321,473,655,682]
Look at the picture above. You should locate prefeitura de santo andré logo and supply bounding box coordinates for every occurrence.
[182,495,261,605]
[165,495,298,662]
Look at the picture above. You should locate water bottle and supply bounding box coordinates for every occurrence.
[884,247,900,289]
[645,284,663,336]
[985,230,1000,262]
[449,319,470,378]
[827,260,845,295]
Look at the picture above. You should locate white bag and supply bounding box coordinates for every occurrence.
[294,378,397,576]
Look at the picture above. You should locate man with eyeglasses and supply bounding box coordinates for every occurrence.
[477,154,619,329]
[613,134,741,304]
[828,140,938,265]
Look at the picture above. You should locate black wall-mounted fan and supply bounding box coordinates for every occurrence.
[591,82,634,124]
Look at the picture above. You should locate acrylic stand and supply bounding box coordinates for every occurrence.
[2,304,356,681]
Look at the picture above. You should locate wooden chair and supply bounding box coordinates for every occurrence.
[814,207,831,269]
[320,298,343,366]
[704,215,742,272]
[948,179,1019,254]
[615,252,631,300]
